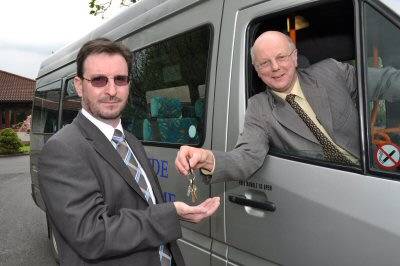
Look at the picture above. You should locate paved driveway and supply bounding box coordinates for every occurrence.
[0,155,57,266]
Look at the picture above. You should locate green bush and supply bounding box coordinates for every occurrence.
[0,128,23,154]
[19,144,30,154]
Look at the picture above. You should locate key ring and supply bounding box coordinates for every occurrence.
[186,158,196,180]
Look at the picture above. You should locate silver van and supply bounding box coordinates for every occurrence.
[30,0,400,265]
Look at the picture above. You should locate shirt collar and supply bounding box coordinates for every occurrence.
[81,108,124,142]
[271,76,305,100]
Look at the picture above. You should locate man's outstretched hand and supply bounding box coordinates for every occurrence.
[174,197,220,223]
[175,145,215,176]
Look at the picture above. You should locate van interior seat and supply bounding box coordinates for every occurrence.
[143,96,199,143]
[297,54,310,68]
[194,98,205,121]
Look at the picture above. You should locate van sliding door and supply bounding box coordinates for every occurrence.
[121,1,224,265]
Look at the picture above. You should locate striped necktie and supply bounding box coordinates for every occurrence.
[112,129,172,266]
[285,94,354,166]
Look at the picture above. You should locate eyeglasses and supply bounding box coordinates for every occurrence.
[255,49,296,70]
[82,75,130,87]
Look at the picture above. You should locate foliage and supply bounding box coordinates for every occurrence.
[89,0,137,17]
[19,144,30,154]
[0,128,23,154]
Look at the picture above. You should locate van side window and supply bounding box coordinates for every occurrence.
[122,25,211,145]
[61,78,81,127]
[31,81,61,134]
[364,3,400,174]
[247,0,360,167]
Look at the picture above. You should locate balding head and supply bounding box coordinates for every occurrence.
[250,31,298,93]
[251,31,295,63]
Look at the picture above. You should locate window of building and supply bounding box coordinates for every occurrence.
[122,25,211,145]
[364,3,400,175]
[0,111,5,127]
[31,81,61,134]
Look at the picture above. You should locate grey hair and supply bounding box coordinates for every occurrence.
[250,47,256,64]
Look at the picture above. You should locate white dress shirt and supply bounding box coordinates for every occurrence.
[81,108,156,203]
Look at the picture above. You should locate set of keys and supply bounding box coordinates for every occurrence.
[186,168,198,203]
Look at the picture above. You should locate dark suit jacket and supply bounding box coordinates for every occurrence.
[38,112,185,265]
[211,58,360,182]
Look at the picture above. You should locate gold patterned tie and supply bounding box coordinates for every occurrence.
[285,94,354,165]
[112,129,172,266]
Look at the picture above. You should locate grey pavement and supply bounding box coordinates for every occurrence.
[0,155,57,266]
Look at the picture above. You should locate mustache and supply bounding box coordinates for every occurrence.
[99,96,123,103]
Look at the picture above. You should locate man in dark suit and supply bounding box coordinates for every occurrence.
[38,38,220,266]
[175,30,400,182]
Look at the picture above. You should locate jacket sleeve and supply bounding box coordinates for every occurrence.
[334,58,400,102]
[38,136,181,261]
[331,59,358,104]
[367,66,400,102]
[208,95,270,183]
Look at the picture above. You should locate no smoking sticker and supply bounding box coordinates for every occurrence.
[374,143,400,170]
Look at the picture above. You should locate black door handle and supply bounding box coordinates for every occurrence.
[228,195,276,212]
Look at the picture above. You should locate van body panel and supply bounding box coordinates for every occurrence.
[226,157,400,265]
[120,0,224,264]
[38,0,208,78]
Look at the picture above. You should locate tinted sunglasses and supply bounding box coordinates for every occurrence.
[82,75,130,87]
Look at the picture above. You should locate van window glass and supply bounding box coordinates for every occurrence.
[31,82,61,133]
[123,25,211,145]
[61,78,81,127]
[364,3,400,174]
[247,0,360,167]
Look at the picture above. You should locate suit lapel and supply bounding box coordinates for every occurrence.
[271,71,335,145]
[74,113,148,203]
[124,132,164,204]
[270,90,319,144]
[299,72,334,137]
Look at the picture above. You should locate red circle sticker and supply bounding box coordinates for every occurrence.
[374,143,400,170]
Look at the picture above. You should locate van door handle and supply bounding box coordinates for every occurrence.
[228,195,276,212]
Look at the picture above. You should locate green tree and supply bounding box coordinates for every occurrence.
[89,0,138,17]
[0,128,22,154]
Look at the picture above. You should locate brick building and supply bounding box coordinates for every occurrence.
[0,70,35,129]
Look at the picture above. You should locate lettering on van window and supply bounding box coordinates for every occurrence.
[149,158,168,178]
[238,180,272,191]
[164,192,176,202]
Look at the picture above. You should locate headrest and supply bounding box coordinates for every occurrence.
[195,99,205,119]
[150,96,182,118]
